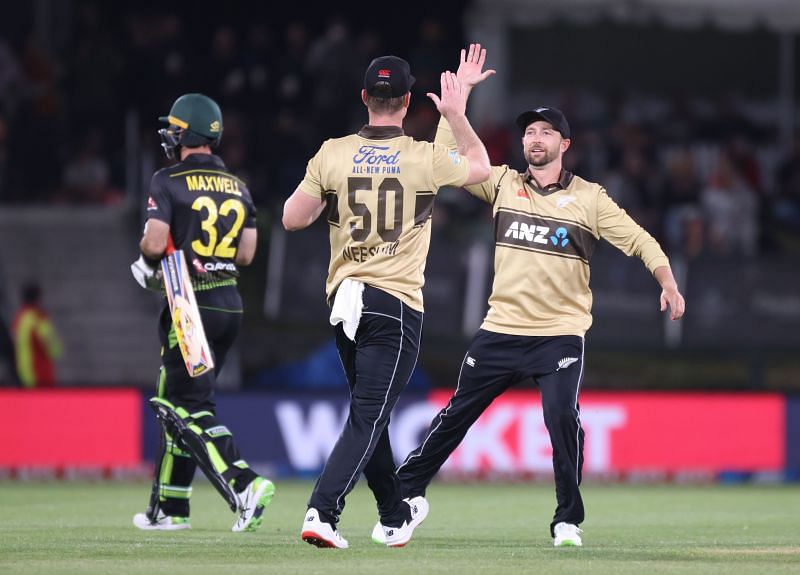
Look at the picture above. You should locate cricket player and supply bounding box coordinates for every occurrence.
[391,45,686,547]
[282,56,491,548]
[131,93,274,532]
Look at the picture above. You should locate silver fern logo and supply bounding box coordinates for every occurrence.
[557,357,578,371]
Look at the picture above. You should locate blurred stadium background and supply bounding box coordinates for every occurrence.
[1,0,799,486]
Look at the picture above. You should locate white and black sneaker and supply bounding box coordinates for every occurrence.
[301,508,349,549]
[371,496,430,547]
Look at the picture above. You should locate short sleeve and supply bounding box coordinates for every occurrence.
[430,143,471,189]
[146,172,171,224]
[433,117,500,204]
[297,144,326,199]
[243,190,257,228]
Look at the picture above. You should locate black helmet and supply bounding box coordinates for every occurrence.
[158,93,223,159]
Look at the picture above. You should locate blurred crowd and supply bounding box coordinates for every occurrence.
[0,3,458,211]
[0,2,798,261]
[534,94,800,261]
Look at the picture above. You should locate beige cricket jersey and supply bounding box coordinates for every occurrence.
[299,125,471,312]
[436,118,670,336]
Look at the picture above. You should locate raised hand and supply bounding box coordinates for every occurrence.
[427,71,467,120]
[457,43,496,91]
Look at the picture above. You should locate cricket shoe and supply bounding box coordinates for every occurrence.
[371,496,430,547]
[132,510,191,531]
[301,508,349,549]
[232,476,275,532]
[553,522,583,547]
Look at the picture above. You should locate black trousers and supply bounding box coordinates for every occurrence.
[158,286,241,411]
[308,285,423,527]
[396,329,585,536]
[153,285,256,516]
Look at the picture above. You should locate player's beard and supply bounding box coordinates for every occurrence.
[525,146,559,167]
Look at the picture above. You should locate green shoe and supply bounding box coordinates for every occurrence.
[232,477,275,532]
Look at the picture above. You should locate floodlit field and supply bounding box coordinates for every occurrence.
[1,480,798,574]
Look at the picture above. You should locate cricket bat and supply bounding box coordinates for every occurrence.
[161,237,214,377]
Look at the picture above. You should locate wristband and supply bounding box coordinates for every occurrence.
[142,254,161,268]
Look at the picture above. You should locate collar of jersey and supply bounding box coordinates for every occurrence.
[523,169,574,196]
[358,125,405,140]
[181,153,226,168]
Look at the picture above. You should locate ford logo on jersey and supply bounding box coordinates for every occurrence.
[353,145,401,165]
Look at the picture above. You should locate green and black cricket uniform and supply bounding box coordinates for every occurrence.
[297,125,471,527]
[397,118,671,536]
[145,153,258,518]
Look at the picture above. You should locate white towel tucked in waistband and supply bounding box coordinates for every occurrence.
[329,278,365,341]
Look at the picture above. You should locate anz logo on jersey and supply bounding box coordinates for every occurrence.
[504,222,570,249]
[504,221,549,244]
[496,209,594,263]
[550,227,570,247]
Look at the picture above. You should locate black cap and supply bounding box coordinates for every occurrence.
[364,56,415,98]
[515,107,571,139]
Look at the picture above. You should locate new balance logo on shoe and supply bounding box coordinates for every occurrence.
[557,357,578,371]
[301,507,349,549]
[371,496,430,547]
[466,356,476,367]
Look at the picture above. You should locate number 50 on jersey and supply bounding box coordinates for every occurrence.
[161,244,214,377]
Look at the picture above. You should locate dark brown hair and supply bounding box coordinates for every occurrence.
[365,91,407,114]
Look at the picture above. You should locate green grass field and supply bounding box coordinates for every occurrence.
[1,480,798,574]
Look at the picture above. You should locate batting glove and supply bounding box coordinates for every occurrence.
[131,255,164,292]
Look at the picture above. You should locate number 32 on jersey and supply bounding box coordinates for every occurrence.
[191,196,246,257]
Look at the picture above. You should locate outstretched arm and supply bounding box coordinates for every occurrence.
[596,189,685,321]
[427,72,490,185]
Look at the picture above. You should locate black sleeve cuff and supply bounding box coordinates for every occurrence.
[142,254,161,267]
